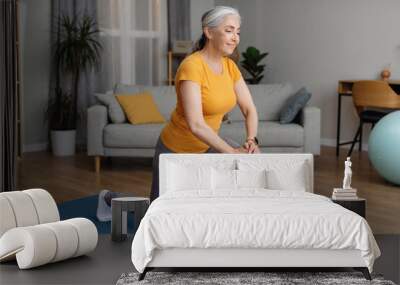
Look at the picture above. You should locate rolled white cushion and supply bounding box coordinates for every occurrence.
[42,221,79,262]
[65,218,98,257]
[0,226,57,269]
[0,191,39,227]
[23,189,60,224]
[0,218,98,269]
[0,196,17,237]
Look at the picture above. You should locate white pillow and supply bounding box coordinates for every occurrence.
[167,163,212,191]
[212,169,237,190]
[211,169,267,190]
[265,162,308,191]
[237,169,267,189]
[237,159,309,191]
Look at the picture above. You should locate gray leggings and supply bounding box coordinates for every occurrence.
[150,136,241,202]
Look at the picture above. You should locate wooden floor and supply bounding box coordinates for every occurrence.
[17,146,400,234]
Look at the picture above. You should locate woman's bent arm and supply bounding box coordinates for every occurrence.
[234,77,258,140]
[234,78,260,153]
[180,80,240,153]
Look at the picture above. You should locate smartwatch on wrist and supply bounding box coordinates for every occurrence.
[246,137,259,145]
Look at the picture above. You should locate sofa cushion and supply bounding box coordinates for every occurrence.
[228,83,295,121]
[104,123,166,148]
[280,87,311,124]
[95,91,126,123]
[115,92,166,124]
[114,84,176,120]
[219,121,304,147]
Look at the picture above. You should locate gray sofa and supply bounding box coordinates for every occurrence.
[87,83,320,172]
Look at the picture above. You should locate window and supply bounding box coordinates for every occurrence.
[97,0,167,90]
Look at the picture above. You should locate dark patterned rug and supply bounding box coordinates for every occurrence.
[116,271,396,285]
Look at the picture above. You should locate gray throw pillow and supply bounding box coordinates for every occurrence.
[279,87,311,124]
[95,92,126,123]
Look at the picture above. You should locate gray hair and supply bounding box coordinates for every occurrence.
[193,6,241,52]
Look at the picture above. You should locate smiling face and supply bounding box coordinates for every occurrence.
[204,14,241,56]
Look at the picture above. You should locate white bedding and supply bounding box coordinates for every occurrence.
[131,190,380,273]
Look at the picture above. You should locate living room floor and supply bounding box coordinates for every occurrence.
[17,146,400,234]
[1,234,399,284]
[3,146,399,284]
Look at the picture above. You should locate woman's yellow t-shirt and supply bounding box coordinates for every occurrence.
[160,51,242,153]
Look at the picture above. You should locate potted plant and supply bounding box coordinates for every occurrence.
[240,46,268,84]
[48,15,102,156]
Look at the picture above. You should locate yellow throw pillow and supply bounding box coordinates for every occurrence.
[115,92,166,124]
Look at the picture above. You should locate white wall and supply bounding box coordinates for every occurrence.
[233,0,400,146]
[190,0,215,42]
[215,0,259,57]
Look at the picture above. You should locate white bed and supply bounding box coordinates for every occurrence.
[131,154,380,280]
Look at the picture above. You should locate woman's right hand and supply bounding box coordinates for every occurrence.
[232,147,248,154]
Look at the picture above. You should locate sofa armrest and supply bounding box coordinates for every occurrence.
[87,105,107,156]
[300,106,321,155]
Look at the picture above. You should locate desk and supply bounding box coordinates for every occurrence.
[336,80,400,156]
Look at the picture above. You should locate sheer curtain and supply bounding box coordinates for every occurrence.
[96,0,168,91]
[167,0,191,47]
[50,0,98,145]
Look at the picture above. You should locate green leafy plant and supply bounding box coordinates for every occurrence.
[48,14,102,130]
[240,46,268,84]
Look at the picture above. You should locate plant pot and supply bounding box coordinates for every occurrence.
[51,130,76,156]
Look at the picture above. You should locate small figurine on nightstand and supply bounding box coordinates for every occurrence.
[332,157,358,200]
[343,157,352,189]
[332,157,365,217]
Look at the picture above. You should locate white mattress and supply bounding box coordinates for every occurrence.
[131,190,380,273]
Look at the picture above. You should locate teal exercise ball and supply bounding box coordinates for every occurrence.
[368,111,400,185]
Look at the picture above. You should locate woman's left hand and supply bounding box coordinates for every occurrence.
[243,140,260,154]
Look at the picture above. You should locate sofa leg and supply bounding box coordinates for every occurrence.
[95,156,101,173]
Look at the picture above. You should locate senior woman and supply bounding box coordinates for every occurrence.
[150,6,260,202]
